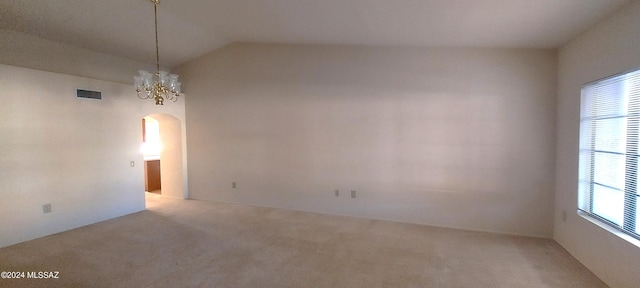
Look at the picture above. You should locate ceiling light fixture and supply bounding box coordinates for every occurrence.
[134,0,181,105]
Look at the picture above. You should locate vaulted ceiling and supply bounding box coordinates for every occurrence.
[0,0,633,68]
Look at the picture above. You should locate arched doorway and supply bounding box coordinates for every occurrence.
[141,113,185,204]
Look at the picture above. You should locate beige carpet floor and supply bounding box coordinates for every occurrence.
[0,194,605,288]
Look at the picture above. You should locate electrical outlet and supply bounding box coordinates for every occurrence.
[562,210,567,222]
[351,190,356,198]
[335,190,339,197]
[130,161,135,167]
[232,182,237,189]
[43,204,52,214]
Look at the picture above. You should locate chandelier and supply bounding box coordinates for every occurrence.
[134,0,181,105]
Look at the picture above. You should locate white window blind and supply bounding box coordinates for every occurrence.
[579,68,640,240]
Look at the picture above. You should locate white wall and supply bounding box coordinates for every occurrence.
[152,113,187,199]
[555,1,640,287]
[0,64,187,248]
[0,29,159,84]
[175,43,557,237]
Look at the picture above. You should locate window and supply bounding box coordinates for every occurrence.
[579,68,640,240]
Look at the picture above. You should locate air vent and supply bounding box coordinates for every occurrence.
[77,89,102,100]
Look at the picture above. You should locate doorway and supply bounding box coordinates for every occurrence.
[142,116,162,194]
[141,113,185,206]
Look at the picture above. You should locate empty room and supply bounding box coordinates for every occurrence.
[1,0,640,287]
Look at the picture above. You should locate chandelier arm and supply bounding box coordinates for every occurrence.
[137,90,152,100]
[138,93,149,100]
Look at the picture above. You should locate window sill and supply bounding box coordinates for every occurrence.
[578,210,640,249]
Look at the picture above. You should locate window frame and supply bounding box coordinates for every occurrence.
[578,67,640,242]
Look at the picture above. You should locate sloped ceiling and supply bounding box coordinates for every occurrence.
[0,0,633,68]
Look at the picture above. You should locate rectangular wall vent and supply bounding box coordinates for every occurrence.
[77,89,102,100]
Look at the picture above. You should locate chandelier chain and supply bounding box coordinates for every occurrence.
[154,1,160,73]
